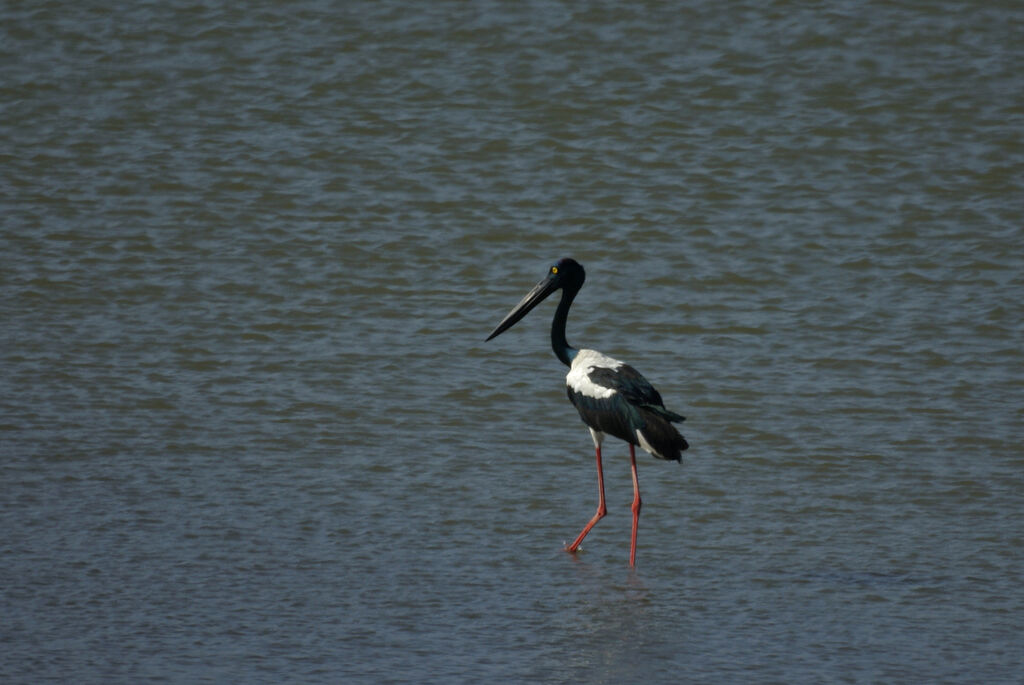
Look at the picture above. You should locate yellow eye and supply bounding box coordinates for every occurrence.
[551,266,558,274]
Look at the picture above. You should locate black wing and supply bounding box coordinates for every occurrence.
[567,363,688,461]
[586,364,685,423]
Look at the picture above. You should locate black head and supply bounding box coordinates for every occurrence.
[485,258,585,341]
[549,257,585,287]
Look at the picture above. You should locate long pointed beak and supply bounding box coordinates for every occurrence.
[485,275,560,341]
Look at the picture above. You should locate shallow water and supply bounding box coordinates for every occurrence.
[3,1,1023,682]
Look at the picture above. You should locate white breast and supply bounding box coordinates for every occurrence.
[566,348,623,399]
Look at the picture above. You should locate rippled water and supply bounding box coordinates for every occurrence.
[3,1,1023,682]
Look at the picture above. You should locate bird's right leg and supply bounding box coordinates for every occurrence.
[567,430,607,554]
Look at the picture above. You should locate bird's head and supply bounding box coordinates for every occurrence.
[485,258,585,341]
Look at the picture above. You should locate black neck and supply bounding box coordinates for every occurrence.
[551,285,579,366]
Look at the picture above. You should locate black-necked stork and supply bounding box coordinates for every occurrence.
[486,257,688,566]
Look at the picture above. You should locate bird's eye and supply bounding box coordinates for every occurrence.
[551,266,559,274]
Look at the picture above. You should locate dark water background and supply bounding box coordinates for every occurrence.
[3,2,1023,682]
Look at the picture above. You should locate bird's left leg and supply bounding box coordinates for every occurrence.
[567,429,606,554]
[629,443,642,567]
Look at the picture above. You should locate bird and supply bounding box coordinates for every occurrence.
[485,257,688,566]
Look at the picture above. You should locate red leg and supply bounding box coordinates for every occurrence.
[567,442,607,553]
[629,443,642,567]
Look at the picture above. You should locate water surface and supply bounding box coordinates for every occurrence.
[2,1,1023,682]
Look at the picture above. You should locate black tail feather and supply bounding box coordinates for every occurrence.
[637,409,689,462]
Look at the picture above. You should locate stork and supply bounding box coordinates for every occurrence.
[485,258,688,566]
